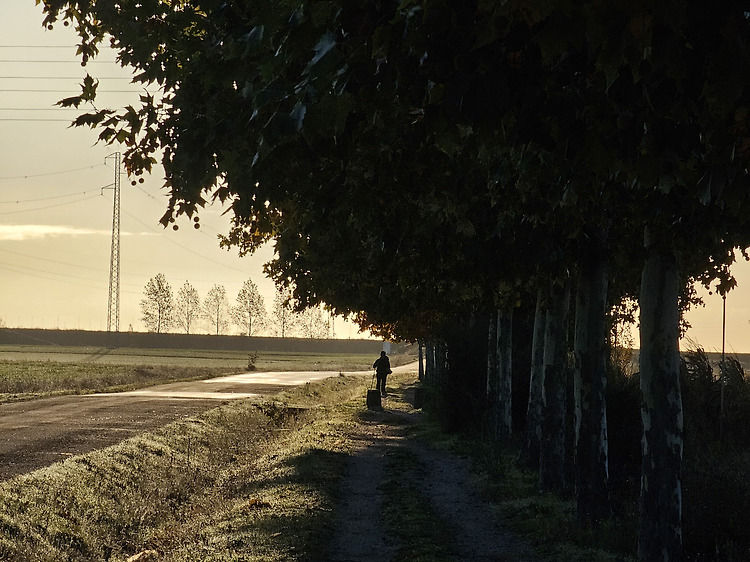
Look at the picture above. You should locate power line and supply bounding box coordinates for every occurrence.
[132,184,226,237]
[0,188,104,204]
[0,262,108,291]
[0,45,78,48]
[0,246,107,274]
[0,60,116,63]
[0,193,104,215]
[122,208,250,275]
[0,118,72,121]
[0,89,142,93]
[2,76,133,79]
[0,107,88,111]
[0,163,106,180]
[0,247,142,291]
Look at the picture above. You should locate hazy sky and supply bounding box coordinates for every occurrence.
[1,1,749,350]
[0,0,367,339]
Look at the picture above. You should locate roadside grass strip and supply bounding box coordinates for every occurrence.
[0,369,634,561]
[0,374,371,561]
[441,435,638,561]
[0,362,245,402]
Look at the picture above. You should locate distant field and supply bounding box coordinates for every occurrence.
[0,346,415,402]
[0,345,397,371]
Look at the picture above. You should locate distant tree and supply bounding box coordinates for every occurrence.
[231,278,267,336]
[174,280,201,334]
[271,287,297,338]
[298,306,328,339]
[203,284,230,335]
[140,273,173,333]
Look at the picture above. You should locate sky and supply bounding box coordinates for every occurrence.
[0,0,368,339]
[1,1,750,351]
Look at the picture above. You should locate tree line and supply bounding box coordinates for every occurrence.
[139,274,332,338]
[41,1,750,559]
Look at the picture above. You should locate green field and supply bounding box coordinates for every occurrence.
[0,345,414,402]
[0,345,387,369]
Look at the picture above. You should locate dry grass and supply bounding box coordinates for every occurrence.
[0,372,376,561]
[0,369,636,561]
[0,362,238,401]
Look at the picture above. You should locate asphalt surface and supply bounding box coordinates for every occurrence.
[0,369,367,481]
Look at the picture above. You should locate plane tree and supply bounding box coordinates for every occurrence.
[39,1,750,558]
[494,3,750,558]
[368,0,750,547]
[39,0,629,523]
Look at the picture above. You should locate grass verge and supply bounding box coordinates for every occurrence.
[0,371,635,561]
[0,362,242,403]
[0,372,374,561]
[419,430,638,561]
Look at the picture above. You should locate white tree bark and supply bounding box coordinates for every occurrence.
[540,278,570,493]
[573,240,612,522]
[638,226,683,561]
[497,309,513,442]
[524,288,547,469]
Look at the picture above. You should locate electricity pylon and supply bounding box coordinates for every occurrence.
[105,152,121,347]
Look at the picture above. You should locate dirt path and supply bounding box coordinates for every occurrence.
[328,434,400,561]
[0,368,376,481]
[328,388,538,562]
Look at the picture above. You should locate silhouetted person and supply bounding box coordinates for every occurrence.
[373,350,391,396]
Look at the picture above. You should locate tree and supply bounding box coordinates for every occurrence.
[523,290,546,470]
[539,277,571,494]
[203,284,230,335]
[174,280,201,334]
[298,305,328,339]
[140,273,173,333]
[271,287,297,338]
[40,2,750,557]
[231,278,267,336]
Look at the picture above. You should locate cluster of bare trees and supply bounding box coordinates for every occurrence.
[139,274,332,338]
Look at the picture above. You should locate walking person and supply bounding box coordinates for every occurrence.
[373,350,392,396]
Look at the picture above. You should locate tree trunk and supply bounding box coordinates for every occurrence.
[418,339,424,381]
[539,277,570,494]
[434,341,447,386]
[574,238,612,522]
[425,341,435,383]
[487,310,513,443]
[638,227,683,561]
[497,309,513,442]
[523,288,547,470]
[486,311,499,436]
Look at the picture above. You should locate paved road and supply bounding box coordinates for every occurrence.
[0,363,418,481]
